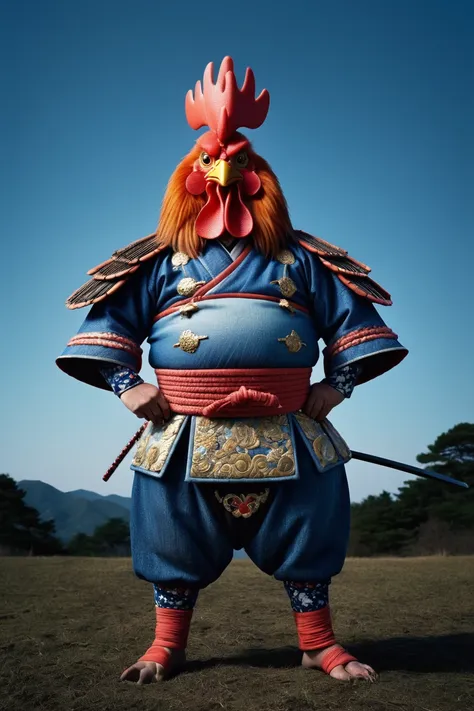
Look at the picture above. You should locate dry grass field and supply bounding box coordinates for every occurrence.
[0,556,473,711]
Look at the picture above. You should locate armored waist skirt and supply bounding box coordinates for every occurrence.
[131,367,351,484]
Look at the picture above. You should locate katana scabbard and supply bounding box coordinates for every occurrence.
[350,450,469,489]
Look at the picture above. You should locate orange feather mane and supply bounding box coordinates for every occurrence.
[156,144,293,258]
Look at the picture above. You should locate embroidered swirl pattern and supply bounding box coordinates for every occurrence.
[132,415,187,472]
[190,416,295,479]
[294,412,351,467]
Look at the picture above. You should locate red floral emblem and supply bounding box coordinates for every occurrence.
[215,489,270,518]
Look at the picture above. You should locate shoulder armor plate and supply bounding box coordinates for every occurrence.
[66,233,166,309]
[296,230,392,306]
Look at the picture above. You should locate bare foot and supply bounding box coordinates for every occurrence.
[120,648,186,684]
[302,645,377,682]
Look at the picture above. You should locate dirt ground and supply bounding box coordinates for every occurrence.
[0,556,473,711]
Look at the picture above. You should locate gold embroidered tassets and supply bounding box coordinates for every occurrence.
[179,303,200,318]
[278,330,306,353]
[177,277,206,296]
[276,249,296,265]
[171,251,190,267]
[294,412,351,468]
[190,416,295,480]
[271,276,297,297]
[322,419,351,460]
[132,416,186,472]
[215,489,270,518]
[294,414,337,465]
[174,330,208,353]
[313,436,338,465]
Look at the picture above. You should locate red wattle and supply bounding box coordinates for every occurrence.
[242,169,261,196]
[186,171,206,195]
[224,184,253,238]
[195,183,225,239]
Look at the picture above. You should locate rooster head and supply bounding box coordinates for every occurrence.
[157,57,291,257]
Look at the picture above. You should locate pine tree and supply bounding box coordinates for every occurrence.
[349,423,474,556]
[397,423,474,525]
[0,474,63,555]
[68,518,130,556]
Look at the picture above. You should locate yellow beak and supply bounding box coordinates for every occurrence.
[206,160,242,187]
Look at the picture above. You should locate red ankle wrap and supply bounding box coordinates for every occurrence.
[293,606,336,651]
[318,645,357,675]
[139,608,193,665]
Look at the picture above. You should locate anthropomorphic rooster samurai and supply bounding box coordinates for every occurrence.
[57,57,408,683]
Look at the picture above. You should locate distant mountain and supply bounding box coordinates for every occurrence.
[18,479,247,557]
[67,489,132,511]
[18,480,131,543]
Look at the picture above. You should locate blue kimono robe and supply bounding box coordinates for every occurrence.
[57,237,407,587]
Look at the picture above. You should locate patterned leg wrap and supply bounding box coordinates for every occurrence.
[284,581,329,612]
[153,584,199,610]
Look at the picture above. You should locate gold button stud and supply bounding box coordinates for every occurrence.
[271,277,297,298]
[179,303,200,318]
[171,252,190,267]
[177,277,206,297]
[278,330,306,353]
[276,249,296,265]
[173,330,208,353]
[279,299,295,314]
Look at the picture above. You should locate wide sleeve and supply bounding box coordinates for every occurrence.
[56,260,160,390]
[306,253,408,385]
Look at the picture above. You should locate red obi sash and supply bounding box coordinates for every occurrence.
[155,367,311,418]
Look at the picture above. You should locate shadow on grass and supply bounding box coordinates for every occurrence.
[186,634,474,674]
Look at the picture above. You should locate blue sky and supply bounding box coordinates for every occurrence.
[1,0,472,502]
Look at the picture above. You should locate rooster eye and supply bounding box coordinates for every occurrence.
[235,152,249,168]
[199,152,213,167]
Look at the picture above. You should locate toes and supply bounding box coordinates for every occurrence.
[361,663,378,681]
[120,662,164,684]
[345,661,378,681]
[329,664,353,681]
[137,666,159,685]
[120,665,141,683]
[365,667,378,683]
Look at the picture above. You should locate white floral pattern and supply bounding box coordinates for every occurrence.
[284,581,329,611]
[153,584,199,609]
[100,364,144,396]
[324,362,362,398]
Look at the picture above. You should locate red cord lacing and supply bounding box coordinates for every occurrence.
[155,367,311,417]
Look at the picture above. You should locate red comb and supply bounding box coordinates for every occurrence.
[185,56,270,142]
